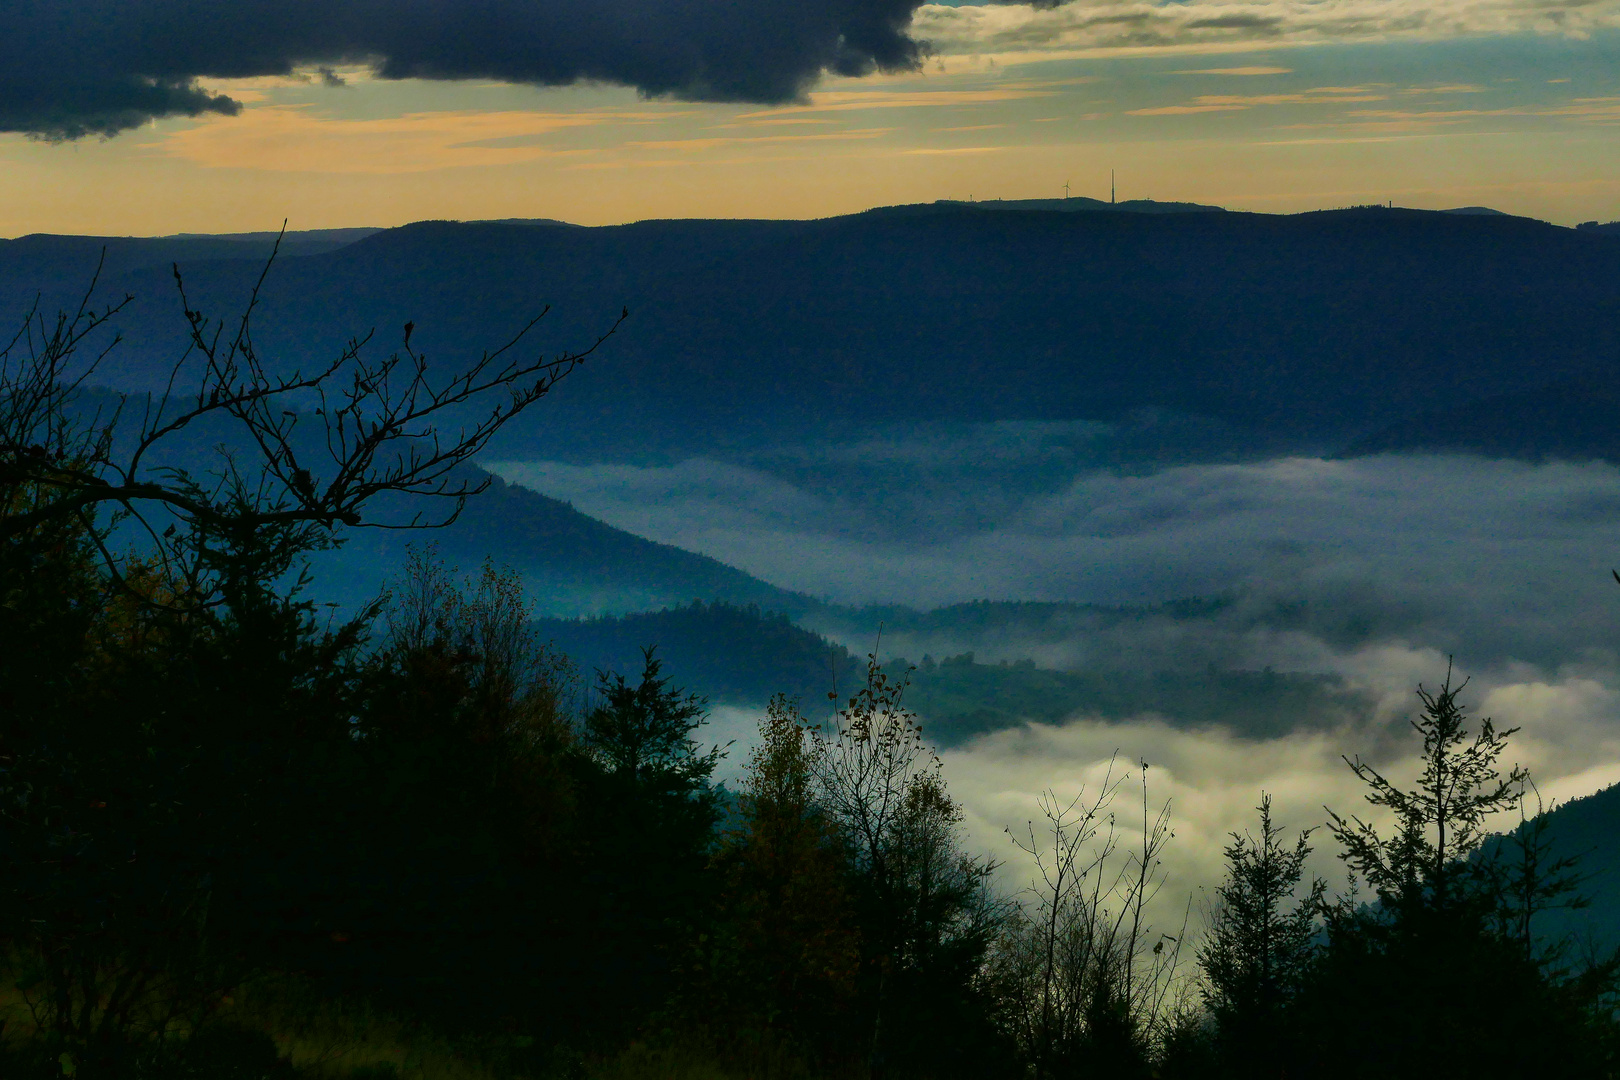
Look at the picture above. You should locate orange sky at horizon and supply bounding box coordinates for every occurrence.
[4,10,1619,235]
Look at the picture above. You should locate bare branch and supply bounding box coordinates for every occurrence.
[1,237,626,605]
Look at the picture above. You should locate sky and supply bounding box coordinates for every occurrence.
[3,0,1619,235]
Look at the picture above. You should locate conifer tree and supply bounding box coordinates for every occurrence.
[1199,794,1322,1077]
[1327,664,1523,915]
[1300,667,1616,1080]
[703,697,860,1062]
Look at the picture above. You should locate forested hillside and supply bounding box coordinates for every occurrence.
[533,600,1369,743]
[7,203,1620,460]
[1346,372,1620,461]
[535,601,859,705]
[323,469,805,616]
[1483,782,1620,953]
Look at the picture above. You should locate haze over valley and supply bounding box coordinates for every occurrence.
[11,202,1618,946]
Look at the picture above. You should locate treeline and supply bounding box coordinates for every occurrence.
[6,503,1620,1077]
[0,502,1017,1076]
[531,600,1367,745]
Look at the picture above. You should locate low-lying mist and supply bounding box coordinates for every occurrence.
[490,434,1620,920]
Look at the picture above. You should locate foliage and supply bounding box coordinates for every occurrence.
[1295,670,1620,1080]
[696,697,861,1067]
[0,257,620,1070]
[1327,665,1525,915]
[0,470,371,1075]
[809,655,1012,1078]
[1197,794,1323,1077]
[532,602,855,707]
[8,260,1620,1079]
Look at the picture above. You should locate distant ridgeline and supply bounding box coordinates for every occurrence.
[534,601,861,707]
[813,595,1237,640]
[53,393,804,617]
[898,654,1363,742]
[8,201,1620,462]
[904,196,1225,215]
[533,598,1371,745]
[316,468,808,617]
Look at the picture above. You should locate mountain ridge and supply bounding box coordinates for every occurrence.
[6,202,1619,463]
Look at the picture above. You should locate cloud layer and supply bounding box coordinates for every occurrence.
[1,0,928,139]
[945,677,1620,929]
[17,0,1620,141]
[489,448,1620,670]
[493,437,1620,922]
[916,0,1620,60]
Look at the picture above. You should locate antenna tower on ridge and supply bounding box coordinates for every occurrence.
[1111,170,1115,204]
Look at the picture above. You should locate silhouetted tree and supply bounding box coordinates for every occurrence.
[1298,667,1618,1079]
[1328,664,1524,918]
[996,760,1182,1080]
[698,696,862,1067]
[813,655,1010,1078]
[1198,793,1323,1078]
[1485,781,1592,965]
[569,648,725,1034]
[0,247,622,1073]
[0,243,624,598]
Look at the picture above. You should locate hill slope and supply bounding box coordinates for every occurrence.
[7,204,1619,460]
[534,601,860,705]
[1485,783,1620,954]
[531,599,1371,743]
[314,468,807,618]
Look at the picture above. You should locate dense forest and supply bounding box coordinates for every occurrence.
[7,504,1620,1077]
[4,262,1620,1079]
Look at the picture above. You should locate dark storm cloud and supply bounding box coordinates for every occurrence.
[0,0,928,140]
[1183,12,1285,30]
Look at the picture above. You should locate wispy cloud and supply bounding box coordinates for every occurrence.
[155,106,631,172]
[723,117,838,126]
[737,87,1061,116]
[489,441,1620,921]
[627,128,893,151]
[914,0,1620,61]
[900,144,1009,152]
[1129,86,1388,113]
[948,667,1620,925]
[487,448,1620,672]
[1172,65,1296,74]
[1347,95,1620,122]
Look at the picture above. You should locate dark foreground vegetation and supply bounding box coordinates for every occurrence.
[4,269,1619,1078]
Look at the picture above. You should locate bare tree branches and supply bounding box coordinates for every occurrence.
[998,759,1185,1075]
[1,228,625,604]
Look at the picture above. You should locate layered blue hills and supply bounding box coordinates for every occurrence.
[5,200,1618,461]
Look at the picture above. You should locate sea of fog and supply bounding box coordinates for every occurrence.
[488,433,1620,922]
